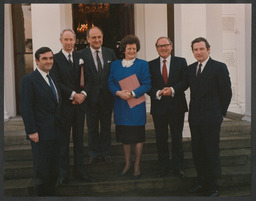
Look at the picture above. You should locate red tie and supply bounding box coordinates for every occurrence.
[162,59,168,85]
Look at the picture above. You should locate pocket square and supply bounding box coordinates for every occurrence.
[107,60,111,63]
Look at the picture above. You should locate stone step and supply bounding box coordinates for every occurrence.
[4,148,251,180]
[4,135,251,161]
[4,115,251,146]
[4,163,251,196]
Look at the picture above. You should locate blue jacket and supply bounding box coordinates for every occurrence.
[108,58,151,126]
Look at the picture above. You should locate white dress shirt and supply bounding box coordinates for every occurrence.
[156,55,175,100]
[37,68,59,101]
[90,46,104,71]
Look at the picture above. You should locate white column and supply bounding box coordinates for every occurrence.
[135,4,168,61]
[4,4,16,118]
[242,4,251,122]
[175,4,207,64]
[134,4,168,112]
[31,4,72,65]
[4,93,9,122]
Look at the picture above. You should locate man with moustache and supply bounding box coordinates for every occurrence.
[187,37,232,197]
[148,37,188,179]
[20,47,62,196]
[50,28,93,185]
[78,26,117,165]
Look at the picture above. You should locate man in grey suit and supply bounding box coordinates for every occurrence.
[20,47,62,196]
[186,37,232,197]
[78,26,117,165]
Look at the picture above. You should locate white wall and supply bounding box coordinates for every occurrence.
[135,4,168,61]
[31,4,72,68]
[175,4,251,117]
[4,4,16,118]
[134,4,168,113]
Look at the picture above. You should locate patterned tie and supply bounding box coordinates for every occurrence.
[96,50,103,74]
[196,63,202,78]
[162,59,168,85]
[46,74,58,102]
[68,54,74,68]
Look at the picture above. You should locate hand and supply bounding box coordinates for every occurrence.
[73,93,85,104]
[161,87,172,96]
[72,100,78,104]
[116,90,131,100]
[158,89,164,96]
[29,132,39,143]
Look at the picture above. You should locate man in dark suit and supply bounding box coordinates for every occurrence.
[148,37,188,179]
[50,29,93,185]
[20,47,62,196]
[186,37,232,197]
[78,26,117,165]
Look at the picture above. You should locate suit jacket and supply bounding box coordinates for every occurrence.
[51,50,91,113]
[187,57,232,126]
[148,56,188,115]
[78,46,117,107]
[20,69,62,141]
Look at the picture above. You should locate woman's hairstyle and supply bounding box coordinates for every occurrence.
[120,35,140,57]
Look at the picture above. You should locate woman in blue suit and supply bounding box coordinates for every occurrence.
[108,35,151,178]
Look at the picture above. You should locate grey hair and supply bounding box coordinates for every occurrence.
[60,28,76,39]
[155,36,173,47]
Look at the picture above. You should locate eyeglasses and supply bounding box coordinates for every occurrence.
[156,44,170,48]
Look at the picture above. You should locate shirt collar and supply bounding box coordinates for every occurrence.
[122,58,136,68]
[90,46,102,54]
[62,49,73,59]
[198,56,210,67]
[160,55,171,64]
[37,67,48,78]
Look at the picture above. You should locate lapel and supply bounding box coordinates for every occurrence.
[168,56,176,82]
[58,50,74,75]
[155,57,165,85]
[34,69,58,104]
[73,51,79,69]
[200,58,212,81]
[86,47,99,76]
[101,47,110,78]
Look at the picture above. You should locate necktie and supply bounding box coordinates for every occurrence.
[68,54,74,67]
[196,63,202,78]
[46,74,58,102]
[96,50,103,74]
[162,59,168,85]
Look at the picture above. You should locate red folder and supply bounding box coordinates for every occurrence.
[118,74,146,108]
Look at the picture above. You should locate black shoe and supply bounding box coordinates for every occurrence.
[208,190,219,197]
[157,169,169,178]
[58,177,69,186]
[174,170,186,179]
[133,172,141,180]
[88,157,97,165]
[121,166,131,176]
[104,155,113,164]
[189,184,204,193]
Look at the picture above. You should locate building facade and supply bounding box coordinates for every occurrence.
[4,3,252,122]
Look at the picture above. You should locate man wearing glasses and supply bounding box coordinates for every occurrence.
[147,37,188,179]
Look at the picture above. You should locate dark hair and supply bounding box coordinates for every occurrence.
[155,36,172,47]
[191,37,210,50]
[120,35,140,57]
[86,26,104,38]
[35,47,53,60]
